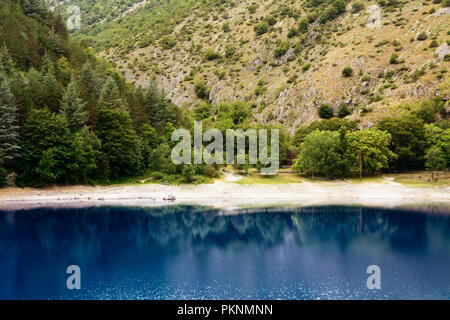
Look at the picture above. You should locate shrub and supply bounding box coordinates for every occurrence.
[222,22,231,32]
[254,83,267,96]
[417,32,428,41]
[202,165,220,178]
[337,103,352,118]
[352,2,365,13]
[254,21,269,36]
[230,101,250,124]
[247,4,258,14]
[205,49,221,60]
[225,45,236,58]
[413,102,436,124]
[287,27,298,38]
[265,15,277,26]
[194,101,212,120]
[342,67,354,77]
[302,63,311,72]
[160,36,176,49]
[429,40,439,48]
[319,7,338,24]
[298,18,309,32]
[216,69,226,80]
[195,81,210,100]
[318,104,334,119]
[390,53,400,64]
[182,165,196,183]
[274,41,290,58]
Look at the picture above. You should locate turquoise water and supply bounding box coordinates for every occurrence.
[0,206,449,300]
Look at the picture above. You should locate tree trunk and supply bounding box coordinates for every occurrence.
[359,151,362,179]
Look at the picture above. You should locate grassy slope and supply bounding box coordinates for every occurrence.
[232,170,449,187]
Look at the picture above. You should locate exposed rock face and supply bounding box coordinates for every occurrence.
[428,7,450,18]
[435,43,450,60]
[272,48,296,65]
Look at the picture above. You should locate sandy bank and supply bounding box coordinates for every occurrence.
[0,178,449,211]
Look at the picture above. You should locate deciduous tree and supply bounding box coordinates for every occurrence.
[293,130,345,178]
[346,128,395,177]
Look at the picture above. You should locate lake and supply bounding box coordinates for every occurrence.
[0,205,449,300]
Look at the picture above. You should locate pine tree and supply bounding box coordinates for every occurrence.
[0,158,6,187]
[61,80,87,131]
[9,71,33,126]
[0,78,20,166]
[0,44,15,76]
[78,61,100,125]
[128,86,148,128]
[139,124,159,168]
[27,67,44,108]
[78,62,100,99]
[98,76,127,111]
[40,56,62,112]
[22,0,48,20]
[144,80,167,132]
[48,30,63,56]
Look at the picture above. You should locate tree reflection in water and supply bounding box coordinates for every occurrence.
[0,205,449,299]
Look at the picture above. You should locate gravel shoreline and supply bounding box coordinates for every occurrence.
[0,179,449,212]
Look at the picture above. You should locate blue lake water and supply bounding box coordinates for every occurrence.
[0,205,449,300]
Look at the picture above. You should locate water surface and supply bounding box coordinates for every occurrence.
[0,205,449,300]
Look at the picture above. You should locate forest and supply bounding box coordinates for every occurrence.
[0,0,448,188]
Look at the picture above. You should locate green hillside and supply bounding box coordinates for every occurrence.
[0,0,448,188]
[0,0,192,186]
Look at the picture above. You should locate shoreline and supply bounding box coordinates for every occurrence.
[0,178,449,212]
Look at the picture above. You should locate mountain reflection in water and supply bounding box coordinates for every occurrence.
[0,205,449,300]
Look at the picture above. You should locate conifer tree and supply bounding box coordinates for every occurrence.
[0,158,6,187]
[0,78,20,166]
[0,44,15,76]
[61,80,87,131]
[95,107,140,179]
[144,80,167,132]
[40,56,62,112]
[27,67,44,107]
[78,61,100,99]
[78,61,101,125]
[22,0,48,20]
[98,76,127,111]
[9,71,33,125]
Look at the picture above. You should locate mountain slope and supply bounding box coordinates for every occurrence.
[59,0,449,132]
